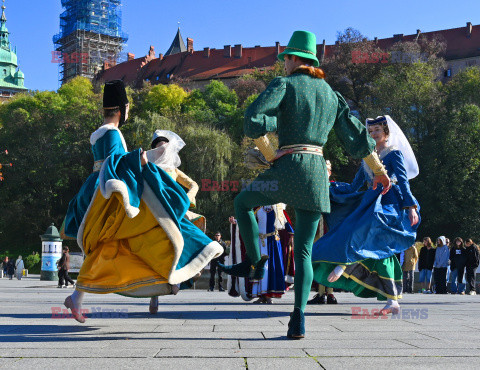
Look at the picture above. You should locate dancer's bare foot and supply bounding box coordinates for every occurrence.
[64,296,85,323]
[379,300,400,315]
[328,265,346,283]
[149,296,159,314]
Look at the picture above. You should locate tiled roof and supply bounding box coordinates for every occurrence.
[97,56,149,85]
[95,23,480,87]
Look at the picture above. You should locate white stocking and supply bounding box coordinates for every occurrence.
[71,289,84,310]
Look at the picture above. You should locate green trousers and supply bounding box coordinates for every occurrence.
[234,190,322,311]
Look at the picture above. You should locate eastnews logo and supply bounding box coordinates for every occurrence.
[201,179,278,192]
[351,307,428,319]
[351,50,428,64]
[51,307,128,319]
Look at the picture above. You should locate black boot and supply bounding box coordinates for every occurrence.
[287,308,305,339]
[307,294,326,304]
[326,294,338,304]
[218,255,269,280]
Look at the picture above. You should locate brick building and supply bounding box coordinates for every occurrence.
[95,22,480,89]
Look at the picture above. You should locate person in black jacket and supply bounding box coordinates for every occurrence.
[465,239,480,295]
[418,237,435,293]
[452,237,467,294]
[6,257,15,280]
[209,232,227,292]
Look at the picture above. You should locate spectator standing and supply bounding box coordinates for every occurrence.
[2,256,8,277]
[418,237,435,293]
[6,257,15,279]
[451,237,467,294]
[433,236,449,294]
[402,244,419,293]
[15,256,24,280]
[465,239,480,295]
[209,232,227,292]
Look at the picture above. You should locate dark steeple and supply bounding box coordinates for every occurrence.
[165,27,187,56]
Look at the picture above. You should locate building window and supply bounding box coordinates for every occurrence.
[444,69,452,78]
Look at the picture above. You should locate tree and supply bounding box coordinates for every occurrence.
[142,84,188,116]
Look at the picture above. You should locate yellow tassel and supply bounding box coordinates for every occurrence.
[363,152,387,176]
[254,136,276,162]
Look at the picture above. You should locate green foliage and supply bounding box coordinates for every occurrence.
[1,49,480,251]
[142,84,188,115]
[249,62,286,86]
[25,253,41,271]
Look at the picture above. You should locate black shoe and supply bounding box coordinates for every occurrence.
[327,294,338,304]
[219,286,225,292]
[208,287,214,292]
[219,255,269,280]
[307,293,326,304]
[287,308,305,339]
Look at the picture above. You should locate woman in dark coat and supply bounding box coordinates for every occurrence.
[465,239,480,295]
[6,258,15,280]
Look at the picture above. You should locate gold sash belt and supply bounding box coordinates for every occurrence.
[259,231,278,246]
[280,144,324,156]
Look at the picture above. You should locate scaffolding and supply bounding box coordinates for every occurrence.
[53,0,128,85]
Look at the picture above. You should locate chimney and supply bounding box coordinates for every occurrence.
[187,38,194,53]
[255,45,261,48]
[320,39,326,63]
[158,53,163,60]
[203,47,210,58]
[234,44,242,58]
[103,60,110,70]
[127,53,135,61]
[374,37,378,44]
[224,45,231,58]
[275,41,280,55]
[393,34,404,42]
[415,29,421,41]
[467,22,473,37]
[148,45,156,60]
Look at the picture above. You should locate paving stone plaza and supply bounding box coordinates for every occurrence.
[1,276,479,369]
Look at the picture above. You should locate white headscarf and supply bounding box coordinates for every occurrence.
[367,115,419,180]
[147,130,186,171]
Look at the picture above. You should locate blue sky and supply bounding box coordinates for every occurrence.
[5,0,479,91]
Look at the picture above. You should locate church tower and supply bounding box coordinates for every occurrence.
[53,0,128,85]
[0,0,27,100]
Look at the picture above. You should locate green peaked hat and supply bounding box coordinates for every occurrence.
[278,30,319,67]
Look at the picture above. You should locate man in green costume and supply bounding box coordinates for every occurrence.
[220,30,391,339]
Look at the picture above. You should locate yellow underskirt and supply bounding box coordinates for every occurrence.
[76,192,175,294]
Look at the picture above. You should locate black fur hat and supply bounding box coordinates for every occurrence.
[103,80,129,124]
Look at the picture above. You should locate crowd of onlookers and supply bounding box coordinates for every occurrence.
[400,236,480,295]
[1,255,25,280]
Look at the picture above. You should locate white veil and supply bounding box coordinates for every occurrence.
[367,116,419,180]
[384,115,419,180]
[146,130,186,171]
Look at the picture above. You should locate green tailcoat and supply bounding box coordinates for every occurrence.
[245,73,375,212]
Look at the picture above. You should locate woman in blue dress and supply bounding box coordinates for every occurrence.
[63,80,223,323]
[312,115,420,315]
